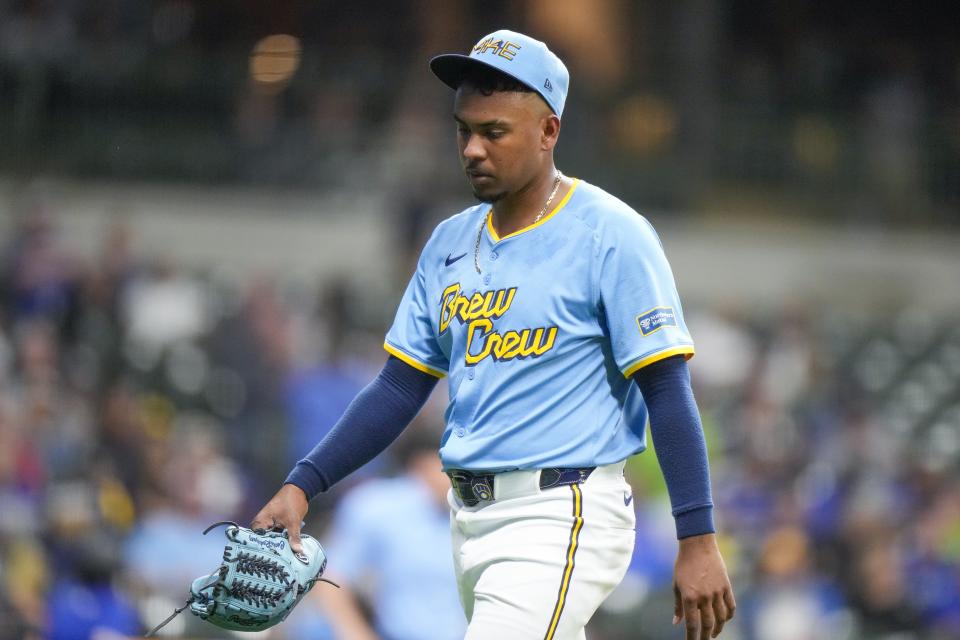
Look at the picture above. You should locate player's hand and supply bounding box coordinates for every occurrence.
[250,483,309,556]
[673,533,735,640]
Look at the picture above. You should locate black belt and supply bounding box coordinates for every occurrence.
[448,467,595,507]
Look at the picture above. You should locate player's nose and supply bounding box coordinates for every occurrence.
[461,133,486,162]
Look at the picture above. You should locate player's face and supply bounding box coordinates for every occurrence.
[453,87,555,203]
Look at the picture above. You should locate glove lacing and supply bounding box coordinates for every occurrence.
[230,579,286,607]
[235,552,292,585]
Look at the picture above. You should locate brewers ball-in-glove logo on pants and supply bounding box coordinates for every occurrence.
[144,522,338,636]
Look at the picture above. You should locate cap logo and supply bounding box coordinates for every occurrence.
[544,78,553,92]
[472,37,522,61]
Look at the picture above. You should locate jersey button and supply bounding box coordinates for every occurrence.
[455,426,466,437]
[490,252,498,260]
[483,274,491,285]
[467,368,475,380]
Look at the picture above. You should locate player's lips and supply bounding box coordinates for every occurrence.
[466,170,494,183]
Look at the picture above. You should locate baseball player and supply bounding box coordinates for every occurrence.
[253,29,735,640]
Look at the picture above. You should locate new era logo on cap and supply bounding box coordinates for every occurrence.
[430,29,570,117]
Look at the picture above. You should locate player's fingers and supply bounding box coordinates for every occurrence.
[711,593,728,637]
[286,519,304,555]
[682,594,701,640]
[723,587,737,620]
[673,583,683,625]
[698,598,715,640]
[249,510,272,532]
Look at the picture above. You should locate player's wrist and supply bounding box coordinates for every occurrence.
[281,482,309,503]
[285,460,329,501]
[677,531,718,548]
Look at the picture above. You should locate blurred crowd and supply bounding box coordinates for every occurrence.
[0,202,956,640]
[602,305,960,640]
[0,207,389,639]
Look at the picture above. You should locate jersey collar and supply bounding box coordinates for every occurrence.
[486,178,581,242]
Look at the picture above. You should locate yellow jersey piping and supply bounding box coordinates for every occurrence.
[486,178,581,242]
[383,342,447,378]
[622,345,695,378]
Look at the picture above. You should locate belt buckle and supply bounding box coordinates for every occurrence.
[449,471,478,506]
[449,470,494,506]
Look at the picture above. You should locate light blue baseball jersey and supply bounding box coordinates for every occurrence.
[385,179,695,471]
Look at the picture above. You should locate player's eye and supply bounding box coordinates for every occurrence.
[456,126,470,136]
[486,130,505,140]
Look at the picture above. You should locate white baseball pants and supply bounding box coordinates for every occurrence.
[449,461,636,639]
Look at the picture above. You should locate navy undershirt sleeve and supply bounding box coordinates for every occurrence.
[285,356,439,499]
[633,355,716,539]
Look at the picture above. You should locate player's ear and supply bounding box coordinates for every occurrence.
[541,113,561,151]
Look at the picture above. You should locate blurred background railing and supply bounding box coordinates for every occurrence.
[0,2,958,640]
[1,1,958,221]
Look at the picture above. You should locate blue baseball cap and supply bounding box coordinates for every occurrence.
[430,29,570,117]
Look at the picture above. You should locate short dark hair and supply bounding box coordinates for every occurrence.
[457,64,534,97]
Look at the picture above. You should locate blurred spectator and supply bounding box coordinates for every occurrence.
[283,279,380,497]
[739,526,847,640]
[123,421,244,597]
[297,427,467,640]
[45,531,141,639]
[1,208,78,327]
[0,583,39,639]
[905,483,960,636]
[206,277,293,487]
[95,383,148,497]
[847,535,921,636]
[122,258,206,352]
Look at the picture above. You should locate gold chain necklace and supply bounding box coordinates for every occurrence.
[474,171,563,275]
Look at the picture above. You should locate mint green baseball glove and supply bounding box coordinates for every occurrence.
[145,521,337,636]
